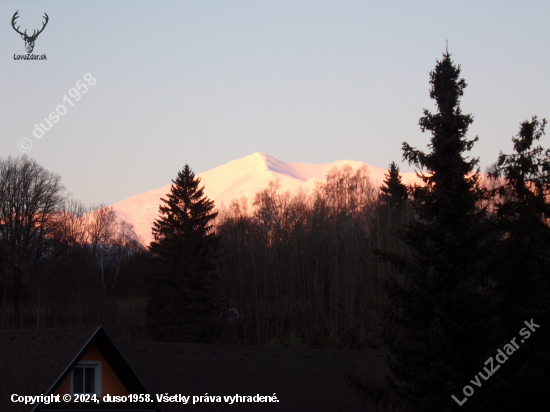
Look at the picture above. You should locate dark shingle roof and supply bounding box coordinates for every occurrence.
[0,327,389,412]
[118,341,388,412]
[0,327,100,412]
[0,327,160,412]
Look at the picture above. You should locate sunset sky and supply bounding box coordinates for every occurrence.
[1,0,549,205]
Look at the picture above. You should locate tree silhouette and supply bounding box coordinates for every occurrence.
[380,162,408,208]
[0,155,65,328]
[385,52,496,410]
[487,117,550,411]
[147,164,220,343]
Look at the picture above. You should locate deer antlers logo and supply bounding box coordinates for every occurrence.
[11,11,49,53]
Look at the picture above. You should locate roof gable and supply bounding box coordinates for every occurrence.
[0,327,159,412]
[0,327,100,412]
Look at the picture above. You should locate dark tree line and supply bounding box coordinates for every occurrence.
[0,156,148,338]
[214,165,381,348]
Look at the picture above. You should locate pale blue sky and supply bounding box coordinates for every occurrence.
[1,1,549,205]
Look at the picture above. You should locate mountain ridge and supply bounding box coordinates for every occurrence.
[111,153,420,245]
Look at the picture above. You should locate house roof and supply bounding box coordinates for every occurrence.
[0,327,159,412]
[1,327,389,412]
[118,341,388,412]
[0,327,100,412]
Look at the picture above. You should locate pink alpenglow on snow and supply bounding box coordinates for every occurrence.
[110,153,421,245]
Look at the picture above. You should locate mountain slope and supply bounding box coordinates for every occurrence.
[111,153,420,245]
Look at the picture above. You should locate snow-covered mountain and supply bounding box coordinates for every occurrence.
[111,153,420,245]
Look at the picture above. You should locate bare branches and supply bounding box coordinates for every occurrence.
[0,155,64,328]
[0,155,65,268]
[216,164,382,348]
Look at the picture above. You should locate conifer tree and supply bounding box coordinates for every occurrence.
[374,162,409,255]
[147,164,220,343]
[487,117,550,411]
[385,53,496,411]
[373,162,410,297]
[380,161,408,208]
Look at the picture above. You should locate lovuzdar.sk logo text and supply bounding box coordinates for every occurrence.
[11,10,49,60]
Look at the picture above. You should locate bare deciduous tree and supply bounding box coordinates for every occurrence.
[86,205,117,290]
[0,155,65,328]
[216,165,382,348]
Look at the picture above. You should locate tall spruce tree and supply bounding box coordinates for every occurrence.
[147,164,220,343]
[384,53,497,411]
